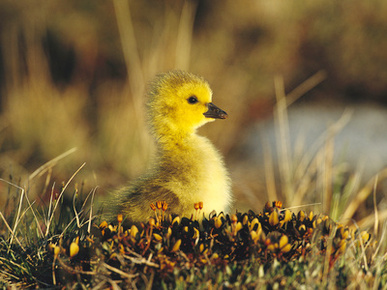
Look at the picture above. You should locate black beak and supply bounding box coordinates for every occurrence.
[203,102,228,119]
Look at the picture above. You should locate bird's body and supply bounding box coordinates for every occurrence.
[106,70,232,224]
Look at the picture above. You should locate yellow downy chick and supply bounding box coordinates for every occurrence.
[107,70,232,224]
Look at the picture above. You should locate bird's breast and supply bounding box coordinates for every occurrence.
[160,135,231,215]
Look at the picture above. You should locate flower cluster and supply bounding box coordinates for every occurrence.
[48,201,372,283]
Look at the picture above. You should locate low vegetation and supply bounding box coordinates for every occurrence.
[0,176,385,288]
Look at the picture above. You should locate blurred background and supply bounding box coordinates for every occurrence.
[1,0,386,225]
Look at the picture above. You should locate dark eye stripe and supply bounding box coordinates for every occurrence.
[187,96,198,104]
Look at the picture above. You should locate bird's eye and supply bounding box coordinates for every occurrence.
[187,95,198,104]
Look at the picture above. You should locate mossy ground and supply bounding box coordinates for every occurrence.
[0,183,385,289]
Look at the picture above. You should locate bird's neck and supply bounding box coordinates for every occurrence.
[156,130,199,155]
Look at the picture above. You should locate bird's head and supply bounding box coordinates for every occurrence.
[147,70,227,140]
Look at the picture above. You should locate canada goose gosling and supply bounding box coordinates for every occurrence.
[106,70,232,224]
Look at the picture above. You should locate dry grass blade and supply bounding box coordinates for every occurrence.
[88,187,98,234]
[283,203,321,211]
[112,0,144,116]
[373,175,379,236]
[103,262,138,279]
[274,75,293,201]
[293,109,352,181]
[72,191,81,228]
[123,254,160,268]
[371,221,387,262]
[261,130,278,202]
[356,225,370,272]
[112,0,150,167]
[286,70,327,106]
[271,72,328,205]
[342,168,387,224]
[46,183,56,225]
[322,125,335,214]
[57,257,97,275]
[0,179,26,248]
[356,210,387,230]
[175,0,197,70]
[45,162,86,236]
[58,215,78,238]
[0,210,25,251]
[28,147,78,181]
[292,109,353,208]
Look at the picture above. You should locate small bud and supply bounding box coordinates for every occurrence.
[130,225,139,238]
[283,209,292,223]
[361,231,371,243]
[48,243,56,252]
[269,210,279,226]
[250,218,260,231]
[69,241,79,258]
[250,230,259,242]
[172,216,180,226]
[281,243,291,253]
[192,227,199,239]
[153,233,163,242]
[231,214,238,224]
[273,201,282,209]
[242,215,249,225]
[54,246,60,257]
[235,222,243,233]
[338,241,346,253]
[171,239,181,252]
[214,217,222,229]
[118,243,125,254]
[99,221,108,230]
[298,211,305,222]
[279,235,289,249]
[267,242,276,252]
[166,227,172,239]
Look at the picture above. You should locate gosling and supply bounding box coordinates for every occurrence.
[106,70,232,224]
